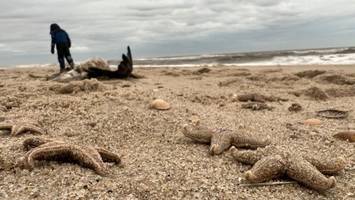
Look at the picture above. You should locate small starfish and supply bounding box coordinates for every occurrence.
[18,137,121,175]
[182,124,270,155]
[230,146,347,191]
[0,122,44,136]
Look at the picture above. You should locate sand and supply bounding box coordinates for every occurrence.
[0,65,354,200]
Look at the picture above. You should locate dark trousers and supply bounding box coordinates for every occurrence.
[56,44,74,70]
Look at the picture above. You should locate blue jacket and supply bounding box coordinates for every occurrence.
[51,29,71,47]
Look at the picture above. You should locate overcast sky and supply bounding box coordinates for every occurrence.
[1,0,355,65]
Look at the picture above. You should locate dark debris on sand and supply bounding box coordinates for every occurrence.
[295,70,326,79]
[238,93,288,103]
[241,102,273,111]
[303,87,328,101]
[316,74,355,85]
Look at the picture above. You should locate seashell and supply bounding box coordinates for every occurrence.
[304,118,321,126]
[150,99,170,110]
[316,109,349,119]
[333,131,355,142]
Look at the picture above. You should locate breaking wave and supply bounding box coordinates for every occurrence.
[10,46,355,69]
[133,47,355,67]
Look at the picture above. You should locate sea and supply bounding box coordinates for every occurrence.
[8,46,355,69]
[128,46,355,67]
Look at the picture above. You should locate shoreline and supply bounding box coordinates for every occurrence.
[2,63,355,70]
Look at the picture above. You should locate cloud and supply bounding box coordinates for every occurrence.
[1,0,355,65]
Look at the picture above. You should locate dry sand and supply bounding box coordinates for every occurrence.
[0,65,354,200]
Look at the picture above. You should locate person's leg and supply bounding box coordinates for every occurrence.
[64,47,74,69]
[57,46,65,73]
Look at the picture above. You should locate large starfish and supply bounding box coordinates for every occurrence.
[230,146,347,191]
[0,122,44,136]
[18,137,121,175]
[182,124,270,155]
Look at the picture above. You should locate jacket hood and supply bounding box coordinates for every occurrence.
[50,23,61,34]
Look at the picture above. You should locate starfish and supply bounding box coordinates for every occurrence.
[18,137,121,175]
[182,124,270,155]
[230,146,347,191]
[0,122,44,136]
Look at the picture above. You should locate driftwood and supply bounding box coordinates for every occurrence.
[50,46,133,82]
[86,46,133,79]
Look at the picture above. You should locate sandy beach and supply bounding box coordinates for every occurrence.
[0,64,354,199]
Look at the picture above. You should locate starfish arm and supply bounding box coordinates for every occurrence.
[11,125,20,136]
[0,124,13,131]
[245,155,286,183]
[74,147,107,175]
[238,94,266,102]
[286,156,336,191]
[254,94,267,102]
[230,147,264,165]
[232,133,271,149]
[13,125,44,136]
[25,144,71,169]
[95,147,121,164]
[17,150,34,169]
[237,94,250,102]
[303,155,347,175]
[182,124,213,144]
[26,145,106,175]
[209,132,233,155]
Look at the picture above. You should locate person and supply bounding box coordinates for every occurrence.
[50,23,75,73]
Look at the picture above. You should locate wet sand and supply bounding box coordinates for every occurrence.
[0,65,354,199]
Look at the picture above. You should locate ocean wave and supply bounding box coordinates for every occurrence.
[235,53,355,66]
[9,47,355,69]
[135,53,355,67]
[291,47,350,55]
[137,54,225,61]
[134,47,355,66]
